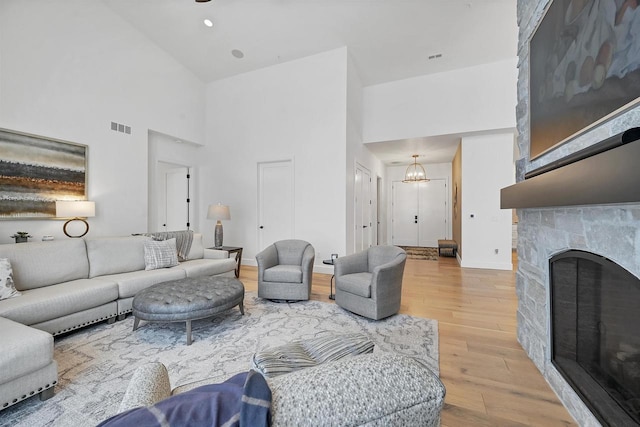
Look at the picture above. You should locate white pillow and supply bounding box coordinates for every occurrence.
[144,238,179,271]
[0,258,21,301]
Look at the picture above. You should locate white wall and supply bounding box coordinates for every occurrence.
[385,162,453,244]
[0,0,205,243]
[460,133,514,270]
[362,58,518,142]
[203,48,348,269]
[345,54,385,254]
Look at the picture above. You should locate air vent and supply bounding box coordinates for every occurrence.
[110,121,131,135]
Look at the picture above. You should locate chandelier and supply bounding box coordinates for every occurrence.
[402,154,430,183]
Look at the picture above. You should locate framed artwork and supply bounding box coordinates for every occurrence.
[0,128,87,219]
[529,0,640,159]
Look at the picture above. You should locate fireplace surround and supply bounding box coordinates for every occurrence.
[513,3,640,425]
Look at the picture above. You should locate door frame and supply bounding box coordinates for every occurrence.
[354,162,373,252]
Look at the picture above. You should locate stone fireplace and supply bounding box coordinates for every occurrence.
[514,2,640,425]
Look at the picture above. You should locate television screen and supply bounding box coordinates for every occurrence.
[530,0,640,159]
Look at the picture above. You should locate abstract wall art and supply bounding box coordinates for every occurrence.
[0,128,87,219]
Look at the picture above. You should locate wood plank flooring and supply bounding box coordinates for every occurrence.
[238,253,577,426]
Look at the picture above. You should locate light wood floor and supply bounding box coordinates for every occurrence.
[239,253,577,426]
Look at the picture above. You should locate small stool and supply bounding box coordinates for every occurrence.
[0,318,58,410]
[437,239,458,257]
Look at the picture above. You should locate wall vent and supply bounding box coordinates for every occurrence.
[110,121,131,135]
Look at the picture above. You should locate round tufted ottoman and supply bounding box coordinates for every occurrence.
[132,276,244,345]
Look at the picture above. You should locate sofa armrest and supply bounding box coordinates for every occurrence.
[255,245,278,282]
[371,253,407,299]
[203,248,229,259]
[118,362,171,413]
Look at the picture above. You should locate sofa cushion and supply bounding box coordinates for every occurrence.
[0,240,89,290]
[102,269,186,299]
[186,233,205,260]
[176,258,236,278]
[0,258,21,301]
[263,265,302,283]
[86,236,150,278]
[0,278,118,325]
[337,272,372,298]
[0,317,53,384]
[143,239,179,271]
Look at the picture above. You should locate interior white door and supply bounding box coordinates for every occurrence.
[156,161,190,231]
[165,168,189,231]
[258,160,293,251]
[355,164,372,252]
[417,179,447,247]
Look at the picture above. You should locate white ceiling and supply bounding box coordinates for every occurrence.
[103,0,518,164]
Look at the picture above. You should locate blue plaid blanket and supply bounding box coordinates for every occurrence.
[99,370,271,427]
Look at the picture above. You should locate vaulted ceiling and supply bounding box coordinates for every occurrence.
[104,0,518,163]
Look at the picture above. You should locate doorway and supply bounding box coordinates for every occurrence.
[156,161,191,231]
[355,163,372,252]
[391,179,447,247]
[258,160,294,251]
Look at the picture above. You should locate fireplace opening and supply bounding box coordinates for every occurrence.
[550,250,640,426]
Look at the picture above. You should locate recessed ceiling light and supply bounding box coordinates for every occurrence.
[231,49,244,59]
[203,19,213,27]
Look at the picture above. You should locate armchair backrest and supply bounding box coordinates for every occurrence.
[367,246,406,272]
[274,239,313,265]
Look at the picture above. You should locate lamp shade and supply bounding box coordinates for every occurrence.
[207,204,230,221]
[56,201,96,218]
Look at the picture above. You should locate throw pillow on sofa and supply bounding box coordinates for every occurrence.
[0,258,21,300]
[144,238,179,271]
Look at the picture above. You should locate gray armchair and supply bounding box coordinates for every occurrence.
[256,240,315,301]
[334,246,406,320]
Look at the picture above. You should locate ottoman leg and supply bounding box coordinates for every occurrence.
[186,320,192,346]
[133,317,140,331]
[239,300,245,315]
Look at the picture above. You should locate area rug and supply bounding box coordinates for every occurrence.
[400,246,439,260]
[1,292,438,427]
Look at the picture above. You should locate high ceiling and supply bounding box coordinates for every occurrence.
[104,0,518,163]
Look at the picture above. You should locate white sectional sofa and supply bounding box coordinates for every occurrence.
[0,233,236,410]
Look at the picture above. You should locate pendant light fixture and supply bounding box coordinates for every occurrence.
[402,154,430,183]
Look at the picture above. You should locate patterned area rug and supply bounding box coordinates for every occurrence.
[400,246,439,260]
[1,292,438,427]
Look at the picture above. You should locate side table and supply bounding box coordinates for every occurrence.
[323,259,336,300]
[210,246,243,278]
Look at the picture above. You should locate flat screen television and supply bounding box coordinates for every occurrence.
[529,0,640,159]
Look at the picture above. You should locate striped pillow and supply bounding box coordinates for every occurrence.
[252,333,374,378]
[143,238,179,271]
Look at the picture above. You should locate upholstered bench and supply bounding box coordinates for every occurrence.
[114,353,446,426]
[437,239,458,257]
[0,317,58,410]
[132,276,244,345]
